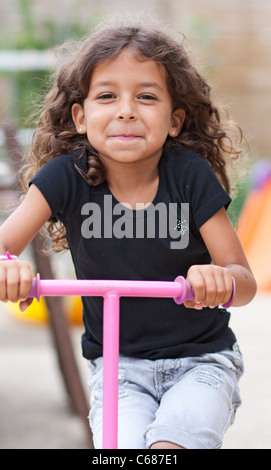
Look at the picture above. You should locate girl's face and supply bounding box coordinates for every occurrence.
[72,50,185,167]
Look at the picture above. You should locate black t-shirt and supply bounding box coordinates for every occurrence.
[30,147,236,360]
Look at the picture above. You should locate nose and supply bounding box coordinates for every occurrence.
[116,97,137,121]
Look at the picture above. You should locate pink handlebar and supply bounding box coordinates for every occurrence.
[28,274,235,308]
[28,274,194,303]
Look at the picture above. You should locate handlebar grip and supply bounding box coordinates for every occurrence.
[174,275,236,308]
[28,273,40,301]
[221,277,236,308]
[174,276,195,304]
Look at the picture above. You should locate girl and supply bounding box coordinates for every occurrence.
[0,20,256,449]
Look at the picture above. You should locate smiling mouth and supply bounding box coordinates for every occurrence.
[109,135,142,141]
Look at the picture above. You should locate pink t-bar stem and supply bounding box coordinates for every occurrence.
[102,292,120,449]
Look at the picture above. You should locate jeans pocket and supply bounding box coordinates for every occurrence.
[205,343,244,381]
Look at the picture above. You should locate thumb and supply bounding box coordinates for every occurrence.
[19,298,33,312]
[183,300,204,310]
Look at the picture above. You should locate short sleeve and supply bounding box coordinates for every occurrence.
[29,154,84,222]
[184,155,231,229]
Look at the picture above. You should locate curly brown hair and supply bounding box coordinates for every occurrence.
[21,19,244,251]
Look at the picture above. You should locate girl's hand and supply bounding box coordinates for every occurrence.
[0,259,34,312]
[184,264,233,310]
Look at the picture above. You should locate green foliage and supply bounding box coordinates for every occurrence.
[229,175,250,224]
[0,0,90,50]
[0,0,93,126]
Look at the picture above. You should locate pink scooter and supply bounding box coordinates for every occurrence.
[29,274,235,449]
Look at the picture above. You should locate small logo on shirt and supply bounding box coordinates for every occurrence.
[174,219,189,236]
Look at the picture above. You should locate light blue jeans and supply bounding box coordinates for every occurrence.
[87,343,244,449]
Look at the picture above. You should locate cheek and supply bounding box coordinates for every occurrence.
[85,111,107,140]
[154,107,173,132]
[85,108,102,127]
[153,116,172,141]
[86,128,102,150]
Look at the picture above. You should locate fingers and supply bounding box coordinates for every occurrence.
[184,265,233,310]
[0,260,33,304]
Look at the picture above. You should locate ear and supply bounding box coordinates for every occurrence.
[71,103,87,134]
[169,108,185,138]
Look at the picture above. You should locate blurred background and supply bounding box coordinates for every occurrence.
[0,0,270,449]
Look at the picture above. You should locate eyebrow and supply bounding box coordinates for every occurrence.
[139,82,164,91]
[91,80,164,91]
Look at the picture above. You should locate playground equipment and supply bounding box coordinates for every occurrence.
[28,274,235,449]
[237,160,271,292]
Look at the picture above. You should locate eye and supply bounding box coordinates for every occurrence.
[96,92,116,100]
[138,93,157,101]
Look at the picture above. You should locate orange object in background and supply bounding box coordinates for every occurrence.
[65,295,83,325]
[237,179,271,292]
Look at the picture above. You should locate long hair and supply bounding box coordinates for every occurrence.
[21,19,244,251]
